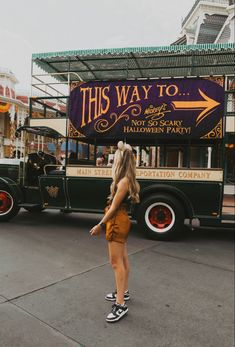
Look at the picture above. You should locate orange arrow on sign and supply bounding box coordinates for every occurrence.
[172,89,220,126]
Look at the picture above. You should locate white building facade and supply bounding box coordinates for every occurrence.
[172,0,235,184]
[0,68,29,158]
[173,0,234,45]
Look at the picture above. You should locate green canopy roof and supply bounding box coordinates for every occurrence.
[16,126,64,139]
[32,43,235,82]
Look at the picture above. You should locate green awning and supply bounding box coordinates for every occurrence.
[16,126,64,139]
[32,43,235,82]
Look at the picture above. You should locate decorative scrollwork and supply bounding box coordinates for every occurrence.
[70,82,85,92]
[69,121,85,138]
[205,76,224,87]
[201,119,222,139]
[94,104,142,133]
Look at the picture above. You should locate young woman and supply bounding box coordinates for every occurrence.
[90,141,140,323]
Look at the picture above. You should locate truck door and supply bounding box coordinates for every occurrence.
[39,175,67,208]
[66,166,111,212]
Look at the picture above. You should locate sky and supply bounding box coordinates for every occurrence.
[0,0,195,91]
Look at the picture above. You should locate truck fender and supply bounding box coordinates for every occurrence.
[0,177,23,203]
[134,183,194,219]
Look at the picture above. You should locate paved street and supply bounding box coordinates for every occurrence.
[0,209,234,347]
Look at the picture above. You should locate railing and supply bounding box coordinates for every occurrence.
[182,0,229,27]
[44,164,63,175]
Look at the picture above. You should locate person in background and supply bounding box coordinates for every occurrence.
[96,154,106,166]
[68,151,77,164]
[60,155,65,169]
[90,141,140,323]
[107,158,114,167]
[96,157,103,166]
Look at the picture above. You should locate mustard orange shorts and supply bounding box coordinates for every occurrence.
[105,205,131,244]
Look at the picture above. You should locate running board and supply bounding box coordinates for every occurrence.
[221,212,235,225]
[221,220,235,224]
[18,203,41,208]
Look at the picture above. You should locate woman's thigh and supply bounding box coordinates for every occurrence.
[108,241,125,263]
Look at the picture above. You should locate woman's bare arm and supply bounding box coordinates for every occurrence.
[101,177,129,224]
[90,177,129,235]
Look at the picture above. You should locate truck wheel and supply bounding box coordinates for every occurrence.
[138,194,185,240]
[0,189,20,222]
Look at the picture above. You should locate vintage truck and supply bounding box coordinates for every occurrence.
[0,44,234,240]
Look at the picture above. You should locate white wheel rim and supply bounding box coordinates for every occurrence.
[145,202,175,233]
[0,190,14,216]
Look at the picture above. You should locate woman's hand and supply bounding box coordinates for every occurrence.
[89,224,101,236]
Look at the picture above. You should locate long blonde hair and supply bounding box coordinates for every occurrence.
[109,142,140,204]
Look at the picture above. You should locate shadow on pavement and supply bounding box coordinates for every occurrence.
[10,209,235,244]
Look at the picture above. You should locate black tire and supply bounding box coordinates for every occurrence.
[24,206,44,212]
[0,188,20,222]
[137,194,185,240]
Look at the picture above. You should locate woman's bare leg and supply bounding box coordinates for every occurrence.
[108,241,126,305]
[123,243,130,292]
